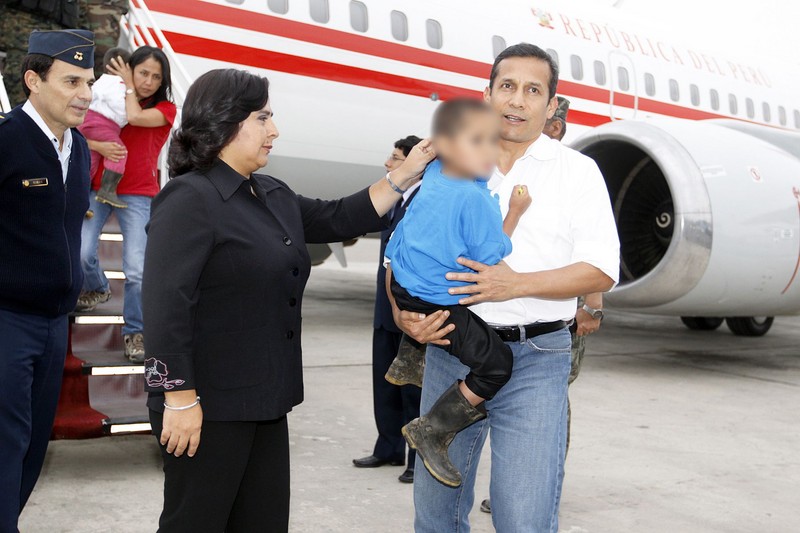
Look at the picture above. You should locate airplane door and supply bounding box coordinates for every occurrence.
[608,51,638,120]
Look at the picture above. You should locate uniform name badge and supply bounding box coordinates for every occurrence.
[22,178,49,188]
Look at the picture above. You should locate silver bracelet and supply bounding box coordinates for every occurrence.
[163,396,201,411]
[385,172,407,194]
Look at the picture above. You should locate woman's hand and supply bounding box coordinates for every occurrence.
[446,258,522,305]
[107,55,134,89]
[161,391,202,457]
[87,140,127,163]
[391,138,435,188]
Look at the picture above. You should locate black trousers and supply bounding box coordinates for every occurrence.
[371,327,421,466]
[0,309,67,533]
[150,411,290,533]
[391,280,512,400]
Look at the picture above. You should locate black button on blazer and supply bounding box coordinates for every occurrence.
[143,159,387,421]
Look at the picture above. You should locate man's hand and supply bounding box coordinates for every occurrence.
[445,258,521,305]
[575,307,601,336]
[393,308,454,346]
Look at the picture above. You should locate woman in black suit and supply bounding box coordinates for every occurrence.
[142,69,434,532]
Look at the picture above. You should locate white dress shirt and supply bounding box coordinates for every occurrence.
[88,73,128,128]
[22,100,72,183]
[470,134,620,326]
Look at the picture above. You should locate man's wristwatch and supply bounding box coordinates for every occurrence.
[582,304,604,321]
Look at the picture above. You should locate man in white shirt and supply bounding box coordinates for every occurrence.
[393,43,620,532]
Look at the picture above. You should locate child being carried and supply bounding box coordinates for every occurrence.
[78,47,131,209]
[385,98,531,487]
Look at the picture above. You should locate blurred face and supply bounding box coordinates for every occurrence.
[484,56,557,144]
[220,102,280,176]
[384,148,406,172]
[434,111,500,179]
[25,59,94,134]
[132,57,163,99]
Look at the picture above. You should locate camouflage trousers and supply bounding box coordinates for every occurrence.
[565,327,585,455]
[0,1,127,107]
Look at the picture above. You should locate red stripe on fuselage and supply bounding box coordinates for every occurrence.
[147,0,734,124]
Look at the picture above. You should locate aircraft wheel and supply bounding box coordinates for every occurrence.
[680,316,724,331]
[725,316,774,337]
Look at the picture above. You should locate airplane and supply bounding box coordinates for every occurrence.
[118,0,800,337]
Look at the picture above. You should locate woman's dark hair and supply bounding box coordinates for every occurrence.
[129,46,172,108]
[489,43,559,100]
[168,69,270,177]
[20,54,54,97]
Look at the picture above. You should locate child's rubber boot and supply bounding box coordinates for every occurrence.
[95,169,127,208]
[401,381,486,487]
[385,334,426,387]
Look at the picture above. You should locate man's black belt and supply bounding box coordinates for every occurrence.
[491,320,568,342]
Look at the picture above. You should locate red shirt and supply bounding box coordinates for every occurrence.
[91,100,177,197]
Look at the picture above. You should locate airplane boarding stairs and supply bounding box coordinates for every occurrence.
[52,216,151,439]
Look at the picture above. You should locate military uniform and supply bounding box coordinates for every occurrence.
[0,0,126,106]
[0,30,93,532]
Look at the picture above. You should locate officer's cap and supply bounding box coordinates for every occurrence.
[27,29,95,69]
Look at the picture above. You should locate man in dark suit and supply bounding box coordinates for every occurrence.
[0,29,94,531]
[353,136,423,484]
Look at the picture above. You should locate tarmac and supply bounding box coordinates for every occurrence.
[18,238,800,532]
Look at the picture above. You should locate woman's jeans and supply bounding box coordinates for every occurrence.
[413,328,571,533]
[80,194,150,336]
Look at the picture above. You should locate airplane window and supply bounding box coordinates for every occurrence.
[593,61,606,86]
[617,66,630,91]
[310,0,329,23]
[644,73,655,96]
[267,0,288,14]
[690,84,700,106]
[492,36,507,58]
[729,94,738,115]
[570,55,583,81]
[226,0,245,4]
[546,48,559,66]
[426,19,443,49]
[762,102,771,123]
[745,98,754,119]
[668,79,679,102]
[349,1,368,32]
[391,10,408,41]
[778,106,787,126]
[795,110,800,129]
[710,89,719,111]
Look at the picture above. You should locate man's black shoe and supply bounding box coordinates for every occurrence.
[352,455,404,468]
[398,468,414,483]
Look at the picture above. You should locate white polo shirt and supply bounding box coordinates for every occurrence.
[22,100,73,183]
[470,134,620,326]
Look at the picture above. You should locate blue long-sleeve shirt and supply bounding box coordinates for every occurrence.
[385,159,512,306]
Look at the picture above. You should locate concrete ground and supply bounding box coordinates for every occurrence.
[19,239,800,532]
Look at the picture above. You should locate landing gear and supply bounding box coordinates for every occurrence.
[725,317,774,337]
[680,316,724,331]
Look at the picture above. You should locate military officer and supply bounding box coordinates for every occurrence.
[0,29,94,532]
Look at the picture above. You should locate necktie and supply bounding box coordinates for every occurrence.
[390,197,403,224]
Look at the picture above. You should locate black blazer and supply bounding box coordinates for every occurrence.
[0,106,90,317]
[373,187,421,331]
[142,159,387,421]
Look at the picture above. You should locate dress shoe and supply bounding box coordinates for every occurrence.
[398,468,414,484]
[480,498,492,514]
[352,455,404,468]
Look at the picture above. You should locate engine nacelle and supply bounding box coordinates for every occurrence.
[571,119,800,316]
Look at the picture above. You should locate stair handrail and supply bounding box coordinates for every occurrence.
[0,70,11,112]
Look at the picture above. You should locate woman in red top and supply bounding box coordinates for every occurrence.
[77,46,177,363]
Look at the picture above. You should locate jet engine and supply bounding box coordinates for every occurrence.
[571,118,800,335]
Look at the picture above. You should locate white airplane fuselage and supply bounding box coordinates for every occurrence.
[132,0,800,321]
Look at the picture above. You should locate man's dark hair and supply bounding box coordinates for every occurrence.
[169,68,270,177]
[103,47,131,70]
[20,54,55,97]
[431,98,492,137]
[394,135,422,157]
[489,43,559,99]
